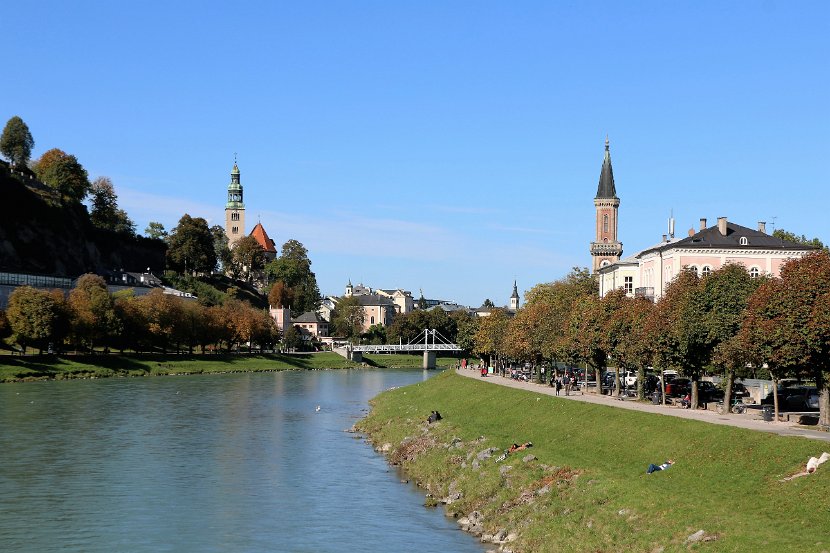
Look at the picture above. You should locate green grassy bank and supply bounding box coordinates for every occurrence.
[0,352,458,382]
[357,371,829,553]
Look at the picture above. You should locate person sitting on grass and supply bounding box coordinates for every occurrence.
[647,459,674,474]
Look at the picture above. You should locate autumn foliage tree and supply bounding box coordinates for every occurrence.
[68,274,120,351]
[33,148,90,201]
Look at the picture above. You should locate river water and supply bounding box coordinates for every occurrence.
[0,369,486,553]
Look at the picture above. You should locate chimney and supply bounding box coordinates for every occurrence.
[700,218,707,230]
[717,217,728,236]
[662,234,667,242]
[758,221,766,234]
[688,228,695,237]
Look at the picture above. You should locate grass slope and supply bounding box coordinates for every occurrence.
[0,352,459,382]
[357,371,830,553]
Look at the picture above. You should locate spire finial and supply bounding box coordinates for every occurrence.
[605,135,609,151]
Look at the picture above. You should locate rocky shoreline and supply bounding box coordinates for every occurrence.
[351,418,580,553]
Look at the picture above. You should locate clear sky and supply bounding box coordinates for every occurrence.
[2,1,827,307]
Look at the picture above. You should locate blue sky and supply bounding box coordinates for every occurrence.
[2,1,827,307]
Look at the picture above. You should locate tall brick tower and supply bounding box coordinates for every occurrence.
[225,159,245,248]
[590,137,623,272]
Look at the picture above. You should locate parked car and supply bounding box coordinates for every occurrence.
[731,381,750,400]
[602,370,637,393]
[783,387,819,411]
[665,378,691,398]
[697,381,724,404]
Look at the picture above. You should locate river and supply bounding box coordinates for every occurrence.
[0,369,486,553]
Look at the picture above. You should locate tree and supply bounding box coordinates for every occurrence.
[773,229,826,251]
[210,225,232,271]
[452,310,478,354]
[265,239,321,316]
[33,148,90,201]
[650,269,710,408]
[482,298,495,308]
[610,295,654,399]
[167,214,217,275]
[68,274,120,351]
[145,222,168,240]
[700,263,764,409]
[231,235,266,282]
[6,286,69,353]
[0,116,34,167]
[772,251,830,426]
[362,324,387,345]
[89,176,135,235]
[331,296,365,342]
[473,308,510,368]
[268,281,292,309]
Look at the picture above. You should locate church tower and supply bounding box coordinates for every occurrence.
[590,138,623,272]
[225,160,245,249]
[510,280,520,311]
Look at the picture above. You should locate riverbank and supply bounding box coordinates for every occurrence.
[0,352,459,382]
[357,370,830,553]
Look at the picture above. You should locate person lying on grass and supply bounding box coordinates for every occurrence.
[646,459,674,474]
[496,442,533,462]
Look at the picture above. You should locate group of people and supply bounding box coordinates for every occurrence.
[551,374,574,396]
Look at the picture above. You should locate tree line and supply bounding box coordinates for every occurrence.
[0,275,284,355]
[447,253,830,427]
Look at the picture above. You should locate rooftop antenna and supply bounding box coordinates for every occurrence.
[770,216,777,233]
[234,152,238,164]
[668,209,675,239]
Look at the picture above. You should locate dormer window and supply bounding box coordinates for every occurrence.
[739,237,748,245]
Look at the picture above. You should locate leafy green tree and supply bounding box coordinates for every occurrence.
[773,229,826,251]
[700,263,765,409]
[68,274,120,351]
[6,286,69,353]
[89,176,135,235]
[265,239,321,316]
[451,310,478,354]
[33,148,90,201]
[651,269,710,407]
[482,298,495,308]
[210,224,232,271]
[0,116,34,167]
[167,214,217,275]
[282,324,302,352]
[473,308,510,368]
[331,296,364,342]
[231,235,266,282]
[362,324,387,345]
[145,222,168,240]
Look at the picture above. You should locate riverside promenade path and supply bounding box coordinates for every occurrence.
[456,368,830,444]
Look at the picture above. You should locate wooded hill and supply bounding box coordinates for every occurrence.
[0,166,165,277]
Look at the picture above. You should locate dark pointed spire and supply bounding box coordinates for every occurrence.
[595,136,617,199]
[511,280,519,299]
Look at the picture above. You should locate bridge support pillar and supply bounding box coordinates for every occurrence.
[423,351,436,369]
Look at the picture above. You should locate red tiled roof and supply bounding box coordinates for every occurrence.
[250,223,277,253]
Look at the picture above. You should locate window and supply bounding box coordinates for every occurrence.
[702,266,711,277]
[624,276,633,294]
[749,267,760,279]
[370,316,375,325]
[740,237,748,245]
[232,226,238,234]
[603,214,609,233]
[600,260,610,267]
[688,265,699,276]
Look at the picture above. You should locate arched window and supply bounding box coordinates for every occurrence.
[749,267,760,279]
[603,214,609,234]
[600,260,610,267]
[688,265,699,276]
[232,226,238,234]
[702,266,711,277]
[370,316,375,325]
[739,237,748,245]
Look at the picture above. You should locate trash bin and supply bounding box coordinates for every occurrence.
[652,391,661,405]
[762,405,774,422]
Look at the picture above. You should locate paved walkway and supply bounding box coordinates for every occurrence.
[457,368,830,443]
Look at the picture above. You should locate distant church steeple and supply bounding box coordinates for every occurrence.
[590,137,623,272]
[510,280,520,311]
[225,156,245,248]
